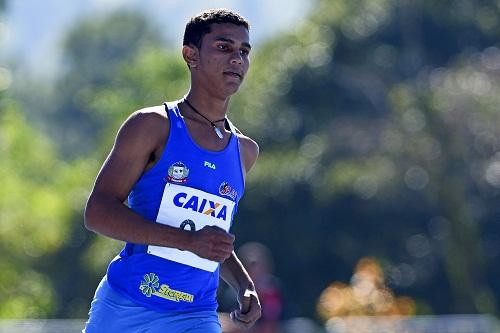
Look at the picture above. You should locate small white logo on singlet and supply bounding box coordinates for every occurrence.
[204,161,216,169]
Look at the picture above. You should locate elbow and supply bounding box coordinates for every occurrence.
[84,195,100,232]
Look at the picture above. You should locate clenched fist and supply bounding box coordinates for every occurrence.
[187,225,235,262]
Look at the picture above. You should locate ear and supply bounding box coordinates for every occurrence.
[182,45,199,69]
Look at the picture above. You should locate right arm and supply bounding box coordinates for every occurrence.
[84,109,234,262]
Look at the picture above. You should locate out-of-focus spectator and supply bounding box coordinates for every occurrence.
[219,242,285,333]
[317,257,416,321]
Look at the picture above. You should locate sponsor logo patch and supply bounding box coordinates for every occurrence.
[166,162,189,183]
[173,192,228,221]
[140,273,194,303]
[219,182,237,200]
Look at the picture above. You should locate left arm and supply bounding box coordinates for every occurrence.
[220,134,261,328]
[220,252,260,327]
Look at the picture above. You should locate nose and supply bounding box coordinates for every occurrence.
[230,50,243,65]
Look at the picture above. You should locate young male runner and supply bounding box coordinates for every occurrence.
[83,8,261,332]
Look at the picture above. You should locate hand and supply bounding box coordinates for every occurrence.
[230,288,261,329]
[188,225,234,262]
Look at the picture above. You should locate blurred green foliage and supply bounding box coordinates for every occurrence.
[2,0,500,321]
[0,99,97,317]
[44,11,164,158]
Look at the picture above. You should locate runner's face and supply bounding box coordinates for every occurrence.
[196,23,251,97]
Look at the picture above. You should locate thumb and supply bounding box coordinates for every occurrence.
[241,289,256,314]
[241,295,251,314]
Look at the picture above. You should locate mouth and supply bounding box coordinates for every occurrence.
[223,71,242,80]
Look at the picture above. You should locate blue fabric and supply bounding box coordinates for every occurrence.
[105,101,245,313]
[84,277,222,333]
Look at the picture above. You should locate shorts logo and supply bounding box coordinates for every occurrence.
[166,162,189,183]
[140,273,194,303]
[219,182,237,200]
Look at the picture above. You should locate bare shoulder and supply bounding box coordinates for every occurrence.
[136,105,169,118]
[93,105,170,200]
[119,105,169,146]
[127,105,169,130]
[236,131,260,174]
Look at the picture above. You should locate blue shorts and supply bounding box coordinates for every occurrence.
[83,277,221,333]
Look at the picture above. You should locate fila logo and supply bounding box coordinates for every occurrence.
[173,192,227,221]
[204,161,216,170]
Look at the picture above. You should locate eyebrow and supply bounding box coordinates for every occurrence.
[215,37,252,50]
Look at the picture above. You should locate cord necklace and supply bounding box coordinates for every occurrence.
[183,99,226,139]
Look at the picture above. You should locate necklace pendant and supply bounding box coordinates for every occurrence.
[214,126,224,139]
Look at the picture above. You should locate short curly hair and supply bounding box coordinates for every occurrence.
[183,8,250,48]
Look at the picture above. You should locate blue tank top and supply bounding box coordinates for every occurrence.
[106,101,245,313]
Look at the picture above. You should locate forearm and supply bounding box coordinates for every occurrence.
[84,192,191,250]
[220,252,254,292]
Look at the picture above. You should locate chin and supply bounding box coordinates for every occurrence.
[211,81,243,99]
[225,82,243,95]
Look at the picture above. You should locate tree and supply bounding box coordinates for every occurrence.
[0,10,170,318]
[43,10,164,157]
[0,99,87,317]
[227,0,500,316]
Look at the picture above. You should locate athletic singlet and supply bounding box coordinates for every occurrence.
[106,101,245,313]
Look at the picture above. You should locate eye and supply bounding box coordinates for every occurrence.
[217,44,229,51]
[240,49,250,57]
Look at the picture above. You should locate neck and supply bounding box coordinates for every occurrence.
[184,98,225,125]
[184,89,230,120]
[182,92,229,140]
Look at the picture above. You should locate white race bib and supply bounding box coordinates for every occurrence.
[147,183,235,272]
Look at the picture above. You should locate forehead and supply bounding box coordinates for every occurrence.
[203,23,250,44]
